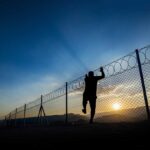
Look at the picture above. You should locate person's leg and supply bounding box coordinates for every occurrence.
[82,93,87,114]
[89,98,96,124]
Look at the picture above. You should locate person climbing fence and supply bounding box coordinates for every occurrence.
[82,67,105,124]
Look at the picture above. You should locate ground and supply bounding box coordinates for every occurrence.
[0,121,150,148]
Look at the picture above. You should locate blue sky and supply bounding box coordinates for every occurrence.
[0,0,150,115]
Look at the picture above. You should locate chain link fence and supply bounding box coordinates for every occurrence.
[0,45,150,126]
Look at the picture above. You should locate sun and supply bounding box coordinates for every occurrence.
[112,103,121,111]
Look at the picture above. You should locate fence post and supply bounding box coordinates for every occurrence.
[5,116,6,126]
[37,95,47,125]
[15,108,17,127]
[40,95,43,125]
[24,104,26,127]
[38,95,42,125]
[65,82,68,124]
[136,49,150,120]
[9,113,11,127]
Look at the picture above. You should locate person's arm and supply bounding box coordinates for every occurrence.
[84,74,88,81]
[95,67,105,80]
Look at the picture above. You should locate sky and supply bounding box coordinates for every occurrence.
[0,0,150,116]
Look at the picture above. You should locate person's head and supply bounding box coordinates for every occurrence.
[88,71,94,77]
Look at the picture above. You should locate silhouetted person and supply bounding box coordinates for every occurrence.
[82,67,105,124]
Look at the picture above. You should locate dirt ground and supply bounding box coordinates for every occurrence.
[0,121,150,148]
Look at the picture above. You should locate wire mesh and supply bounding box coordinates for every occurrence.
[139,45,150,108]
[1,45,150,126]
[43,95,66,124]
[67,51,147,123]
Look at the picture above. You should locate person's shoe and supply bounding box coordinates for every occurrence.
[82,109,86,114]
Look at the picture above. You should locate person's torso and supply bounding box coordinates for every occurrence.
[84,77,98,96]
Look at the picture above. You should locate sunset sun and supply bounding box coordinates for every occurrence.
[112,103,121,111]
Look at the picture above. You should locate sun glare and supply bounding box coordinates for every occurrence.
[112,103,121,111]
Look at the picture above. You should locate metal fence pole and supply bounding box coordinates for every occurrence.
[5,116,6,127]
[136,49,150,120]
[15,108,17,127]
[41,95,47,125]
[37,95,42,125]
[65,82,68,124]
[38,95,47,125]
[9,113,11,127]
[24,104,26,127]
[41,95,43,125]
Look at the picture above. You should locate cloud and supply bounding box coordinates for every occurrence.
[68,90,83,97]
[0,74,63,116]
